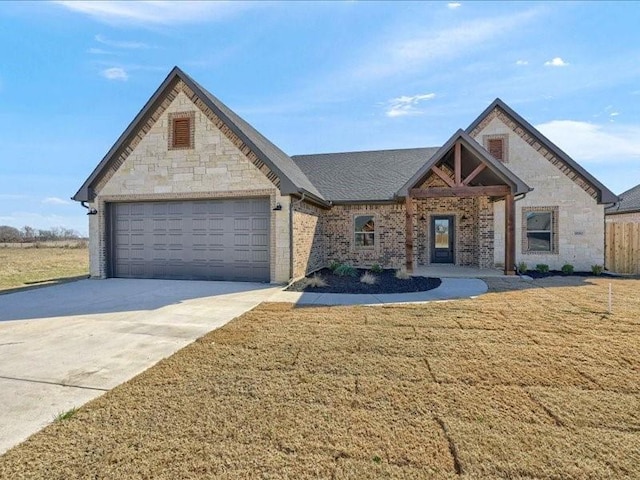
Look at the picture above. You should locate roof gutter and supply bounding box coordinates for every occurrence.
[295,189,331,208]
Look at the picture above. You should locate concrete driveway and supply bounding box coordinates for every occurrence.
[0,278,280,454]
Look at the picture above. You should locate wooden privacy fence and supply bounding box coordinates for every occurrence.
[605,222,640,274]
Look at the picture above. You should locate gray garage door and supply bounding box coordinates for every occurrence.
[111,198,270,282]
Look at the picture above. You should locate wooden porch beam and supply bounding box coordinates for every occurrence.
[504,193,516,275]
[409,185,510,198]
[462,163,487,186]
[405,196,414,272]
[430,165,455,187]
[454,142,462,186]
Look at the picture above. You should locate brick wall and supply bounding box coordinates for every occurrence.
[292,200,325,279]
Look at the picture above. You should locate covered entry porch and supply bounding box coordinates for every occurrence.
[397,130,531,275]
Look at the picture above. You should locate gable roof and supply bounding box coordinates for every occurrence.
[467,98,618,205]
[396,129,531,197]
[73,67,324,203]
[292,147,440,202]
[606,183,640,214]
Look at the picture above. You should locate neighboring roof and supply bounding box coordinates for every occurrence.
[396,129,531,198]
[606,183,640,214]
[467,98,618,205]
[292,147,440,202]
[73,67,324,203]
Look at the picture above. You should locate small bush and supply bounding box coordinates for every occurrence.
[370,263,383,273]
[328,260,342,272]
[302,274,327,288]
[334,263,357,277]
[360,272,377,285]
[536,264,549,273]
[54,407,78,422]
[561,263,574,275]
[591,264,604,276]
[395,268,411,280]
[517,261,528,274]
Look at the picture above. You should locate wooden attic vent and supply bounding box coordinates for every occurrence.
[168,112,195,150]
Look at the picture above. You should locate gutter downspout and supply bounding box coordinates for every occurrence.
[289,192,307,280]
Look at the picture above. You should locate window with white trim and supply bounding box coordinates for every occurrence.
[354,215,375,248]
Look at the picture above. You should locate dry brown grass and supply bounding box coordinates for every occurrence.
[0,276,638,478]
[0,246,89,292]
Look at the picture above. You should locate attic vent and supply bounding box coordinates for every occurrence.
[168,111,195,150]
[484,134,508,162]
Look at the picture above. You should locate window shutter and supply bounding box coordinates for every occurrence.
[173,118,191,148]
[487,138,503,161]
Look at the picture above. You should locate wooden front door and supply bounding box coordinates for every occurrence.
[431,215,455,264]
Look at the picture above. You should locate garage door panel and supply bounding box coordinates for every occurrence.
[112,199,270,282]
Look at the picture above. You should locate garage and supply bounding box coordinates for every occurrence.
[110,198,270,282]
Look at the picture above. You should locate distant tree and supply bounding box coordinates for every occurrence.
[21,225,36,242]
[0,225,22,243]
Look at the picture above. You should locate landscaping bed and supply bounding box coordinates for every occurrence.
[287,267,441,294]
[523,270,617,279]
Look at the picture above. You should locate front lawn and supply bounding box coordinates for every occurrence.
[0,277,638,478]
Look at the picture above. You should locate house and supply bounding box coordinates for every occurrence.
[73,67,617,283]
[605,184,640,223]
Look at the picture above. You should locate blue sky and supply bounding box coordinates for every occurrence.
[1,1,639,236]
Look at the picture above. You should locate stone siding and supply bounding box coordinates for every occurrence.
[473,115,605,271]
[91,89,291,283]
[292,200,325,279]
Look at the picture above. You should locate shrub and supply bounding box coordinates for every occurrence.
[517,261,528,274]
[591,264,604,276]
[334,263,357,277]
[370,263,383,273]
[302,274,327,288]
[536,264,549,273]
[328,260,342,272]
[561,263,574,275]
[360,272,377,285]
[395,268,411,280]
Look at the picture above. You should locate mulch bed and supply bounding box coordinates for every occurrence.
[287,268,441,294]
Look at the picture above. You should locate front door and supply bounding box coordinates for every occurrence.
[431,215,455,263]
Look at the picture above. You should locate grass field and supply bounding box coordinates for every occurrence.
[0,276,638,478]
[0,246,89,292]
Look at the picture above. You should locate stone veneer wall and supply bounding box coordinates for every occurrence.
[473,113,605,271]
[90,88,292,283]
[324,203,406,268]
[292,200,326,279]
[606,212,640,223]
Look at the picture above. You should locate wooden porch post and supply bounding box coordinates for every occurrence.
[405,196,414,272]
[504,193,516,275]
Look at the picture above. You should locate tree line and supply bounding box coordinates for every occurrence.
[0,225,85,243]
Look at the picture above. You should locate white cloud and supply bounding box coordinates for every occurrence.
[544,57,569,67]
[386,93,436,117]
[536,120,640,163]
[56,1,255,26]
[101,67,128,81]
[448,2,462,8]
[0,212,87,237]
[516,59,529,66]
[87,47,116,55]
[42,197,70,205]
[349,9,539,83]
[95,34,148,49]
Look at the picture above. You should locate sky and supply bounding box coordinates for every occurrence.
[1,1,639,236]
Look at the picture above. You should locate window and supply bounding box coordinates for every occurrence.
[483,134,508,162]
[354,215,375,248]
[522,207,558,253]
[168,112,195,150]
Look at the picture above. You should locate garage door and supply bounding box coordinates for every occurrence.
[111,198,270,282]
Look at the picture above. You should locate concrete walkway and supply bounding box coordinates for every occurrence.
[269,278,489,306]
[0,278,280,454]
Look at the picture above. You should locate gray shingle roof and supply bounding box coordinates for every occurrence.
[292,148,440,202]
[606,183,640,214]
